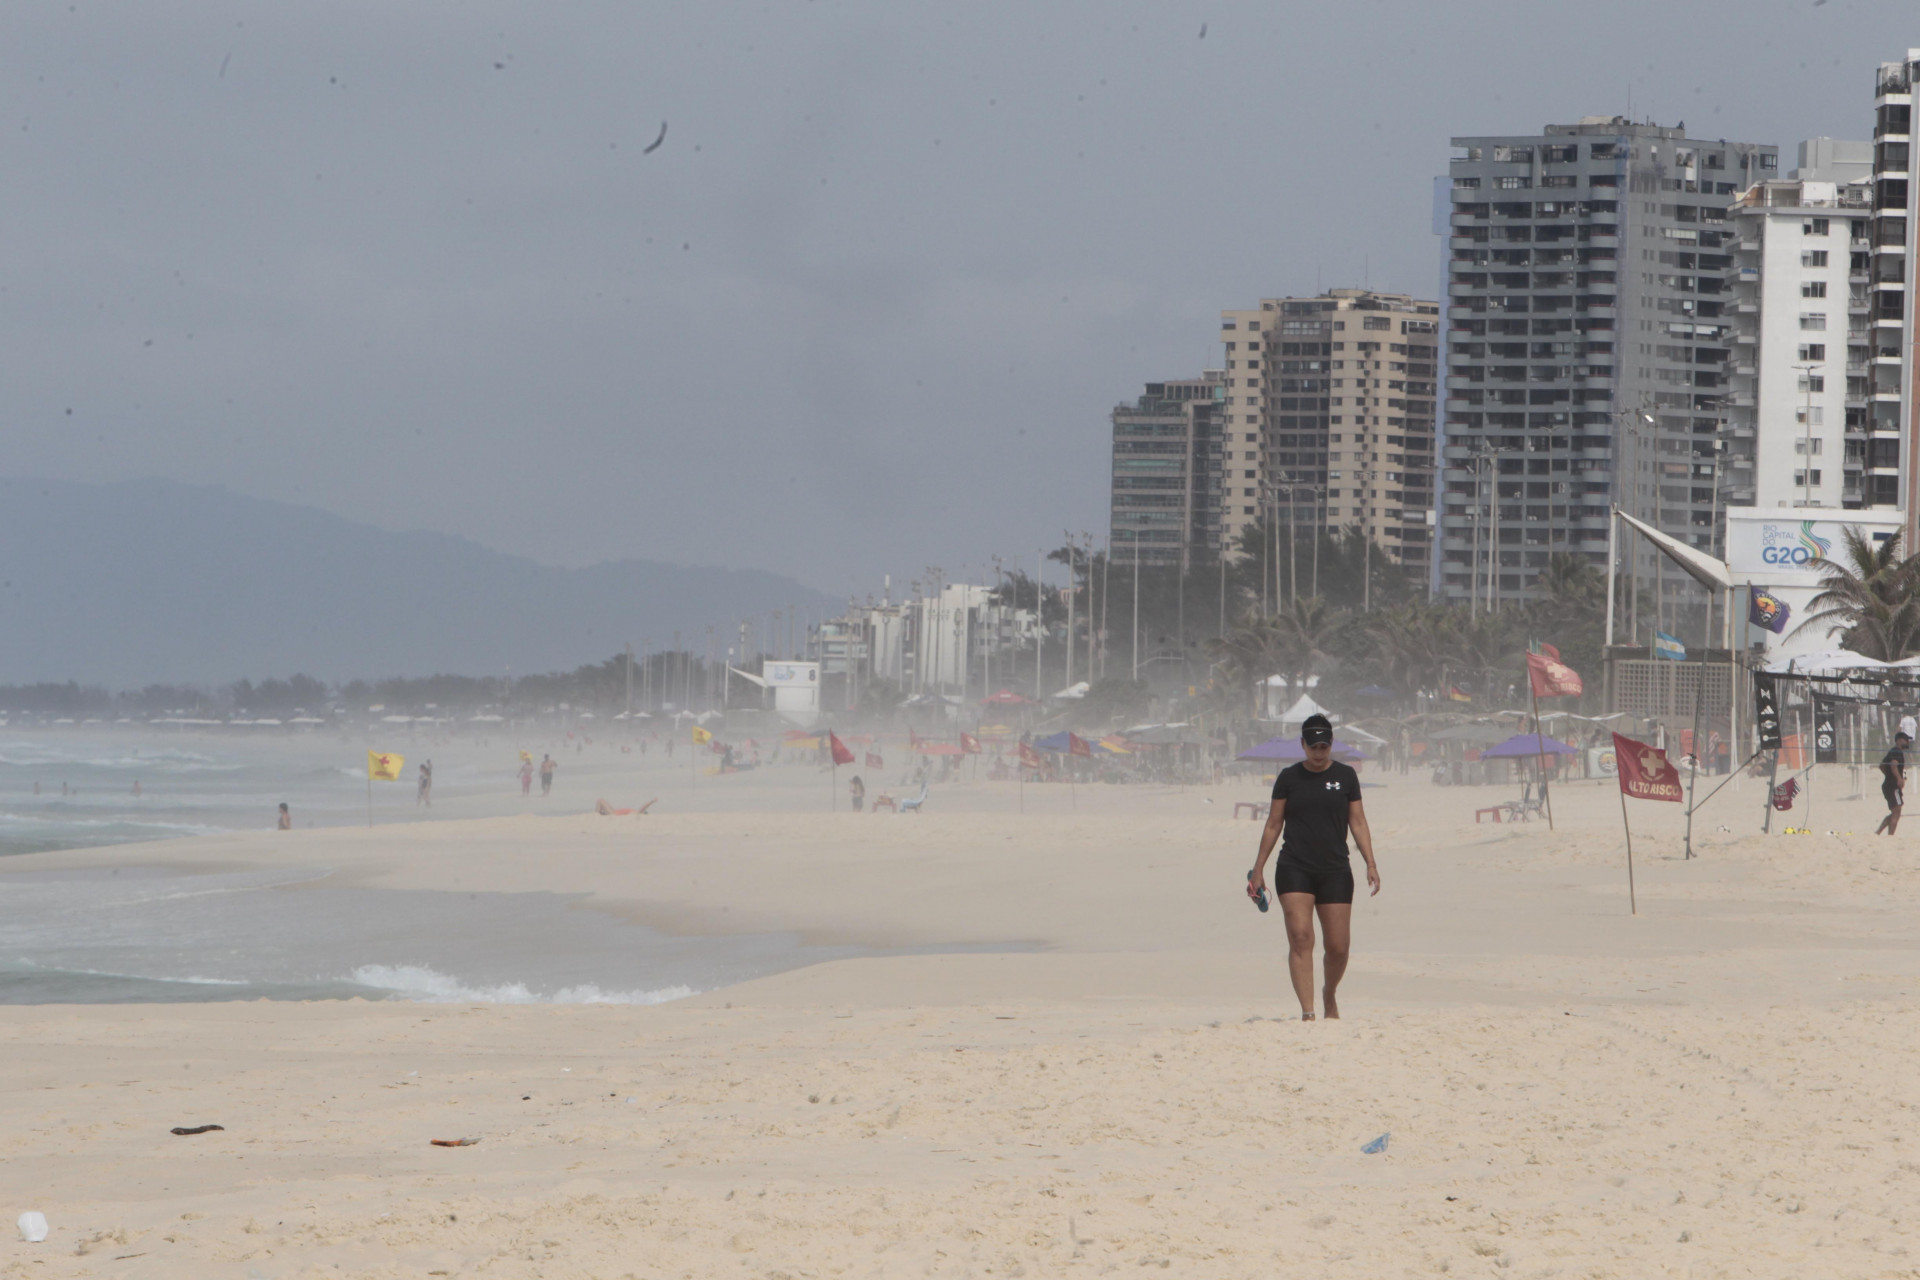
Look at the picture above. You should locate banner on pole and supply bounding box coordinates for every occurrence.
[1611,732,1684,803]
[1753,675,1782,750]
[1526,647,1584,698]
[1748,586,1791,634]
[1813,698,1838,764]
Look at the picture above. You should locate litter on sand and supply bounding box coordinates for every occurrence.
[17,1212,48,1243]
[1361,1132,1390,1154]
[170,1125,224,1136]
[431,1138,480,1147]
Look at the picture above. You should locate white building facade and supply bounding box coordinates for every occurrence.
[1724,142,1875,513]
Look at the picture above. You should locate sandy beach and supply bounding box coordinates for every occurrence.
[7,761,1920,1277]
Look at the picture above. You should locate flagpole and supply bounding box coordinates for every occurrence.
[1529,678,1554,830]
[1617,780,1636,916]
[367,774,373,828]
[1684,666,1702,859]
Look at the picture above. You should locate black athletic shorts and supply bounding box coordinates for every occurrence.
[1271,859,1355,905]
[1886,780,1904,811]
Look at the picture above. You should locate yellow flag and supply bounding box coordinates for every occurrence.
[367,750,406,781]
[690,726,712,746]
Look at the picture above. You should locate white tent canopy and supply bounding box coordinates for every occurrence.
[1763,649,1890,675]
[1277,693,1335,726]
[1052,681,1090,700]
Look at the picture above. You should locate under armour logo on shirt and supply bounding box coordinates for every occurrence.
[1326,780,1341,790]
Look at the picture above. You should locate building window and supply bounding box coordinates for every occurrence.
[1801,250,1829,268]
[1801,280,1828,298]
[1799,313,1827,330]
[1496,176,1530,190]
[1798,374,1826,392]
[1794,469,1823,486]
[1363,316,1390,330]
[1803,217,1829,235]
[1796,406,1825,425]
[1798,343,1826,361]
[1794,438,1824,455]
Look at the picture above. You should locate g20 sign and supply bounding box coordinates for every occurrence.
[1755,521,1833,566]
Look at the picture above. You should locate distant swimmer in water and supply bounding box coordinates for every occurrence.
[277,802,292,831]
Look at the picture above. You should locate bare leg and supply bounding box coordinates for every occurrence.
[1317,902,1352,1018]
[1891,805,1903,835]
[1280,893,1318,1019]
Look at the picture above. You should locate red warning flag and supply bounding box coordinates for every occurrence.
[828,732,855,766]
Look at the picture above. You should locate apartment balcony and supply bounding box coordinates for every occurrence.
[1736,266,1760,283]
[1450,212,1484,227]
[1725,392,1756,408]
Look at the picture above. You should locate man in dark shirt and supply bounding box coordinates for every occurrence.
[1246,714,1382,1020]
[1877,731,1910,835]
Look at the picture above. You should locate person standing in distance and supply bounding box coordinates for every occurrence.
[1246,713,1381,1020]
[1877,730,1911,836]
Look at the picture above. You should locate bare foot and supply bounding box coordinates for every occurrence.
[1322,988,1340,1019]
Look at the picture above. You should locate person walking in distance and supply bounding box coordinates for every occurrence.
[518,753,534,796]
[1245,714,1382,1020]
[1877,730,1911,835]
[417,759,433,807]
[277,802,292,831]
[539,753,557,796]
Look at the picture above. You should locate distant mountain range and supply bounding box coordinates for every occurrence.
[0,478,839,686]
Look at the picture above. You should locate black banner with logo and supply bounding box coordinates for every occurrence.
[1754,674,1782,751]
[1813,696,1838,764]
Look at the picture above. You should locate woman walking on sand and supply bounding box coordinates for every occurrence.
[1245,714,1381,1021]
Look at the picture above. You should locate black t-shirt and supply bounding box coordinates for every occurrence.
[1883,747,1906,782]
[1270,760,1361,870]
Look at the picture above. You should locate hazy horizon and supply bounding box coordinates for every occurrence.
[0,1,1911,598]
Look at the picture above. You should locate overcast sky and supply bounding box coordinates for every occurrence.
[0,1,1909,597]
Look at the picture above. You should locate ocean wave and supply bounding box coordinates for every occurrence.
[0,811,221,832]
[8,959,252,986]
[348,963,694,1006]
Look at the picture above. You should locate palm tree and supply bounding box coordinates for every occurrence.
[1269,596,1343,703]
[1794,528,1920,661]
[1204,617,1284,719]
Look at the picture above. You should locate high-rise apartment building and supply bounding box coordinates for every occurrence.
[1724,140,1875,512]
[1217,289,1440,575]
[1441,118,1778,610]
[1872,53,1919,545]
[1108,372,1230,568]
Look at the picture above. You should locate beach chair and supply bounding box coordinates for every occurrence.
[1507,782,1548,823]
[898,783,929,814]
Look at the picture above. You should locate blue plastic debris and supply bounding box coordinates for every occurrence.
[1361,1132,1389,1154]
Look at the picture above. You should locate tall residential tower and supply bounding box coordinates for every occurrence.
[1218,289,1440,575]
[1441,118,1777,614]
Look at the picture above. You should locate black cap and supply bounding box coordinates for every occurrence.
[1900,731,1913,744]
[1301,713,1333,747]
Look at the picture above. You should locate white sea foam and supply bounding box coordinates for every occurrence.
[348,963,695,1006]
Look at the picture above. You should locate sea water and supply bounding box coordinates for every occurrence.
[0,729,1013,1004]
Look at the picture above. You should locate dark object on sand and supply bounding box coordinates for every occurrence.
[431,1138,480,1147]
[643,121,667,154]
[170,1124,225,1136]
